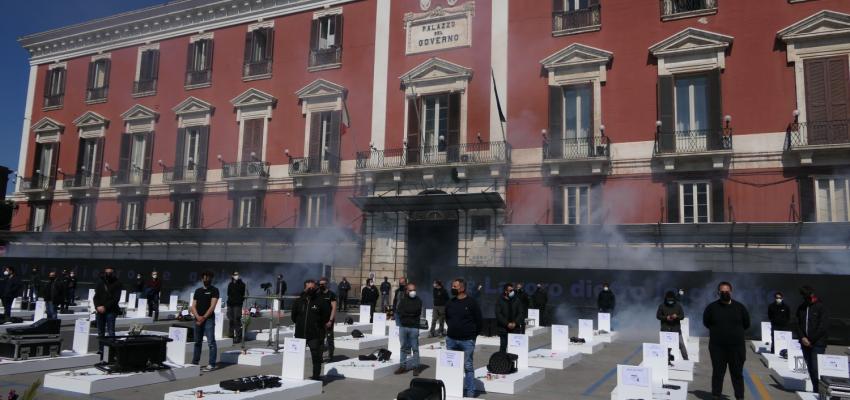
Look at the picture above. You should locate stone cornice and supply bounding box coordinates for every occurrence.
[18,0,357,65]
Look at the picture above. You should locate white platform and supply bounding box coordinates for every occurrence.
[769,362,812,392]
[750,340,771,354]
[473,366,545,394]
[44,363,200,394]
[595,331,619,343]
[797,392,818,400]
[685,337,700,363]
[334,334,388,350]
[669,360,694,382]
[334,323,371,334]
[54,312,92,321]
[527,349,582,370]
[220,348,283,366]
[525,326,548,337]
[114,316,154,327]
[761,352,789,371]
[0,351,99,376]
[163,377,321,400]
[323,359,399,380]
[419,342,446,359]
[572,341,606,354]
[475,336,500,347]
[250,327,295,342]
[611,380,689,400]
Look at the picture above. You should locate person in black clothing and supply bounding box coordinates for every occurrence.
[496,283,524,353]
[657,290,689,360]
[1,267,22,320]
[395,283,423,375]
[431,280,449,337]
[291,279,332,381]
[134,273,145,308]
[531,283,549,326]
[93,267,121,357]
[361,279,379,322]
[58,269,70,313]
[318,277,337,361]
[598,282,615,313]
[42,271,64,319]
[797,286,829,393]
[337,277,351,311]
[27,267,40,304]
[445,278,482,399]
[146,271,162,321]
[392,277,407,314]
[275,274,287,309]
[66,270,77,306]
[191,271,220,371]
[703,282,750,400]
[226,271,246,343]
[380,277,391,312]
[767,291,791,354]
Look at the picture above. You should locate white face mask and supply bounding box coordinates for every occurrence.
[508,291,515,298]
[2,271,8,276]
[408,291,416,298]
[678,290,684,295]
[603,287,609,291]
[775,298,783,304]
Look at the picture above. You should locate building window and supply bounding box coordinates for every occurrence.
[234,196,261,228]
[172,126,209,182]
[243,27,274,79]
[174,197,199,229]
[301,193,329,228]
[43,67,66,109]
[309,14,343,68]
[73,137,103,187]
[186,39,213,87]
[470,215,491,237]
[660,0,717,20]
[26,143,58,191]
[71,201,94,232]
[302,111,341,173]
[657,70,724,153]
[680,182,710,223]
[134,49,159,95]
[86,59,110,102]
[675,75,709,133]
[116,132,153,186]
[240,118,264,163]
[29,204,49,232]
[552,0,601,35]
[120,200,144,230]
[815,178,850,222]
[802,57,850,146]
[564,185,591,225]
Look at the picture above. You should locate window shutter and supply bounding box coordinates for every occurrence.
[299,195,308,228]
[328,111,342,171]
[553,0,564,12]
[150,50,160,80]
[548,86,563,158]
[186,42,196,73]
[827,57,849,127]
[590,182,603,224]
[264,28,274,61]
[143,132,155,183]
[552,186,564,224]
[657,76,675,151]
[43,69,52,99]
[666,182,679,223]
[50,143,60,187]
[139,51,151,80]
[242,119,263,161]
[174,128,186,180]
[243,31,254,64]
[204,39,214,72]
[102,60,111,90]
[447,92,461,162]
[118,134,131,182]
[86,62,96,91]
[406,98,421,164]
[94,137,105,183]
[711,179,725,223]
[31,144,43,181]
[197,126,210,180]
[308,112,323,168]
[707,69,723,150]
[310,19,320,51]
[335,14,344,48]
[56,68,66,96]
[75,139,87,175]
[799,176,815,222]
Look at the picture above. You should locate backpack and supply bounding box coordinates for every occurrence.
[345,317,354,325]
[396,378,445,400]
[487,351,518,374]
[351,329,364,338]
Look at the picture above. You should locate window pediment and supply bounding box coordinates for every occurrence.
[778,10,850,43]
[230,88,277,109]
[649,27,733,57]
[400,57,472,88]
[541,43,612,84]
[73,111,109,128]
[121,104,159,122]
[173,96,214,116]
[296,79,346,100]
[32,117,64,133]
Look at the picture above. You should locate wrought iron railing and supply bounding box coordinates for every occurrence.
[20,175,54,192]
[356,141,511,170]
[243,60,272,78]
[64,172,99,189]
[222,161,270,179]
[552,5,601,33]
[655,128,732,154]
[786,120,850,149]
[43,94,63,108]
[543,135,610,160]
[660,0,717,18]
[309,47,342,68]
[185,69,212,86]
[85,87,108,102]
[163,165,207,183]
[110,166,149,186]
[133,78,157,94]
[289,155,340,176]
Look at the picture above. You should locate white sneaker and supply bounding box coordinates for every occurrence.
[201,365,217,372]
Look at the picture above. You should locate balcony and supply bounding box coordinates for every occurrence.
[132,78,157,97]
[660,0,717,21]
[163,166,207,184]
[654,127,733,170]
[85,87,108,103]
[43,94,63,109]
[63,172,99,191]
[309,47,342,70]
[110,166,149,187]
[185,69,211,88]
[20,175,54,193]
[552,5,601,36]
[543,135,610,175]
[290,155,340,176]
[356,141,511,173]
[243,60,272,80]
[222,161,270,180]
[786,119,850,164]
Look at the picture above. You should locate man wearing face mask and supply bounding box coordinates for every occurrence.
[445,278,482,399]
[66,270,77,307]
[361,279,379,323]
[317,277,337,361]
[226,271,246,343]
[796,286,828,393]
[191,271,220,371]
[496,283,524,353]
[531,283,549,326]
[392,277,407,315]
[430,280,448,337]
[337,277,351,312]
[703,282,750,400]
[767,291,790,354]
[657,291,689,361]
[291,279,331,381]
[42,271,64,319]
[1,267,22,320]
[395,283,423,376]
[93,267,121,358]
[146,271,162,321]
[597,282,615,314]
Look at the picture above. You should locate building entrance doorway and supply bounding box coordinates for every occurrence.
[407,218,458,299]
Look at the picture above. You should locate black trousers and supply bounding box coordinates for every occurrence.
[803,345,826,393]
[227,305,242,340]
[148,295,160,321]
[307,338,324,379]
[338,292,348,311]
[2,297,12,319]
[498,328,521,353]
[325,329,335,359]
[709,343,746,399]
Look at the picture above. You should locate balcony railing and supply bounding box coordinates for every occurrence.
[20,175,54,192]
[660,0,717,19]
[133,78,157,95]
[43,94,63,108]
[290,154,340,176]
[786,120,850,149]
[110,166,149,187]
[63,172,99,190]
[85,87,108,102]
[356,141,511,170]
[655,128,733,155]
[552,5,601,34]
[309,47,342,68]
[185,70,212,87]
[163,166,207,184]
[243,60,272,78]
[222,161,270,179]
[543,135,610,160]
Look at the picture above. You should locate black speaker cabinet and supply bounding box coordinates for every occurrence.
[97,335,172,373]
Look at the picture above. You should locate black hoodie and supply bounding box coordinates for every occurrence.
[796,300,829,348]
[291,290,331,341]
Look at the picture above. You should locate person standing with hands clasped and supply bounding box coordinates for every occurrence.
[797,286,828,393]
[318,277,337,361]
[226,271,246,343]
[93,267,121,359]
[430,280,449,337]
[703,282,750,400]
[191,271,219,371]
[767,291,790,354]
[395,283,423,376]
[291,280,331,381]
[496,283,524,353]
[657,291,689,360]
[445,278,482,399]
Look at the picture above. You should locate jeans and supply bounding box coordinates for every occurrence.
[430,306,446,336]
[381,293,390,311]
[400,326,420,370]
[66,289,75,306]
[709,343,745,399]
[2,297,13,319]
[192,317,218,367]
[803,345,826,392]
[446,337,476,398]
[96,312,117,355]
[226,305,242,341]
[46,302,57,319]
[307,337,324,379]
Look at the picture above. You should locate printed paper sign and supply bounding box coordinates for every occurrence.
[72,318,90,355]
[388,325,401,360]
[528,309,540,327]
[681,317,691,341]
[359,305,371,324]
[33,301,45,321]
[127,293,137,310]
[618,364,652,400]
[598,313,611,332]
[774,331,792,355]
[787,340,805,371]
[425,309,433,323]
[372,312,387,337]
[643,343,668,385]
[166,326,189,365]
[578,319,594,341]
[761,322,772,343]
[507,333,529,369]
[439,349,460,368]
[660,331,682,360]
[552,324,570,351]
[282,338,307,380]
[818,354,850,380]
[437,350,465,399]
[169,295,178,311]
[285,338,304,354]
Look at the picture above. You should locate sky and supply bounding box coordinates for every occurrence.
[0,0,169,196]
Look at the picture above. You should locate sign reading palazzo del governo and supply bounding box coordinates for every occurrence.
[405,1,475,55]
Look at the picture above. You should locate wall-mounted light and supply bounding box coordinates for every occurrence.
[250,151,257,160]
[476,132,483,143]
[104,163,113,173]
[724,115,732,128]
[216,154,223,163]
[793,109,800,123]
[599,124,606,134]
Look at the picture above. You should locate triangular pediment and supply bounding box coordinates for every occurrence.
[31,117,64,133]
[172,96,214,115]
[778,10,850,42]
[120,104,159,121]
[649,28,733,57]
[72,111,109,128]
[230,88,277,108]
[296,79,346,100]
[400,57,472,85]
[541,43,613,70]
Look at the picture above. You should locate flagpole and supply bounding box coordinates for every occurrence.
[491,68,507,144]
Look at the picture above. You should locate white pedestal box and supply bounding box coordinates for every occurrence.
[57,312,92,321]
[750,340,771,354]
[419,341,446,358]
[595,331,619,343]
[572,341,605,354]
[323,359,399,380]
[761,352,790,371]
[0,351,99,376]
[114,316,154,327]
[610,381,690,400]
[334,335,388,350]
[250,326,295,342]
[435,350,476,400]
[769,361,812,392]
[333,322,371,334]
[611,365,688,400]
[221,348,283,366]
[528,349,582,369]
[475,335,500,347]
[685,337,700,363]
[525,326,548,337]
[473,366,545,395]
[797,392,818,400]
[668,360,694,382]
[44,363,200,395]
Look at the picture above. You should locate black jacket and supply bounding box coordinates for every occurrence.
[703,299,750,346]
[361,285,379,304]
[768,301,791,330]
[445,295,482,341]
[531,288,548,309]
[598,290,615,310]
[94,277,122,314]
[380,281,391,295]
[433,287,449,307]
[134,278,145,293]
[291,291,331,341]
[227,279,246,307]
[1,275,22,299]
[657,301,685,331]
[495,296,524,334]
[275,278,287,296]
[67,276,77,290]
[396,295,422,328]
[42,278,65,303]
[516,289,530,311]
[393,287,405,310]
[338,280,351,294]
[796,300,829,348]
[146,278,162,299]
